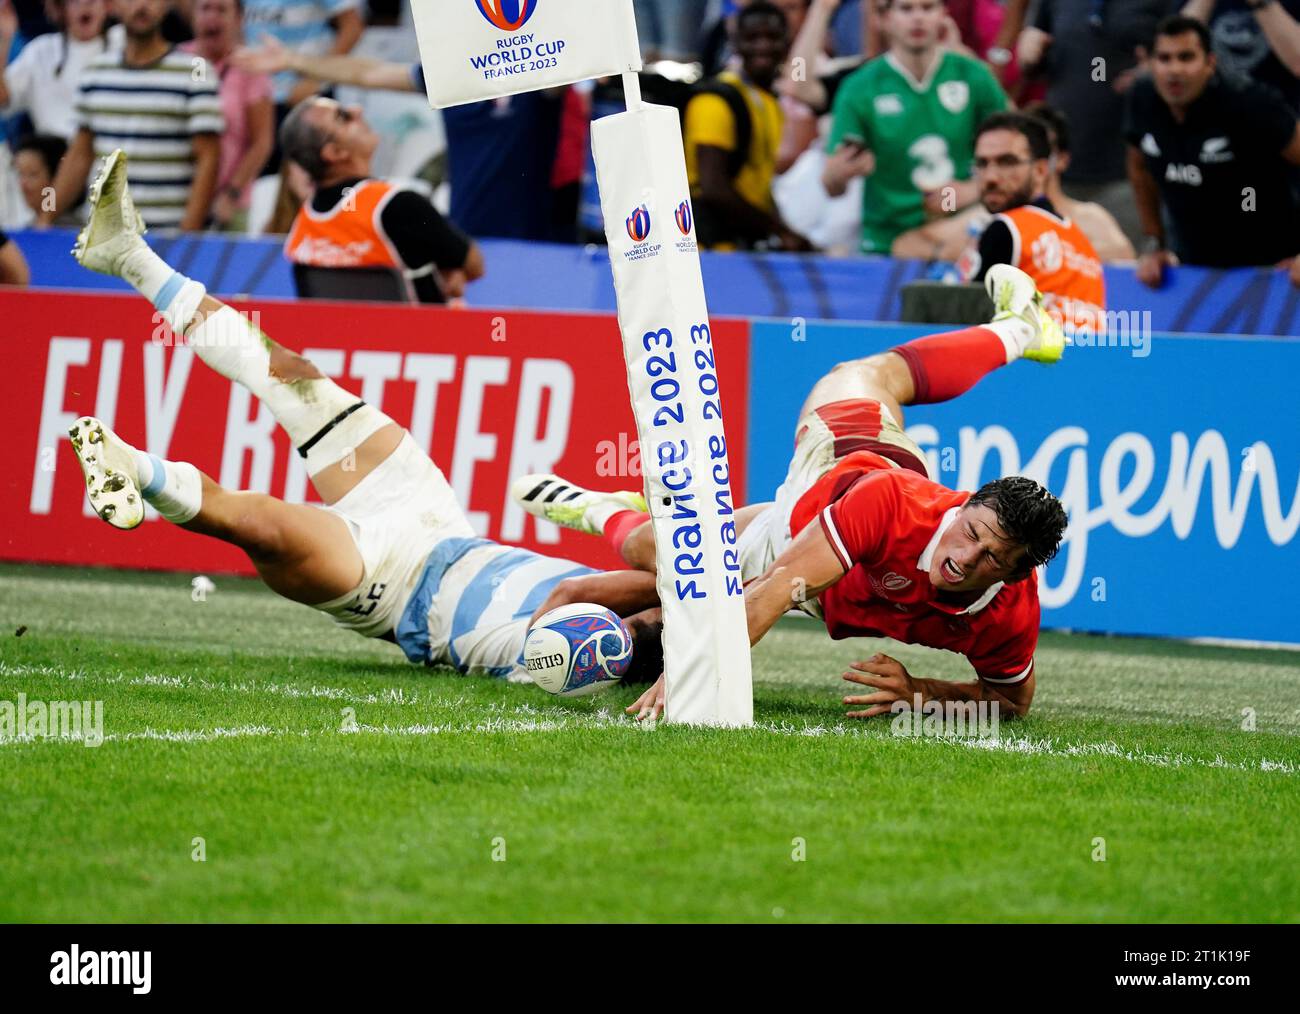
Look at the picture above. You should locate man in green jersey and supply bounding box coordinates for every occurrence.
[822,0,1008,254]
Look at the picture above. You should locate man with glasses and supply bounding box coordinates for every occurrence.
[957,111,1105,339]
[278,96,484,304]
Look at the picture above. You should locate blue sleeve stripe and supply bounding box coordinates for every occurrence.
[142,454,168,498]
[151,271,185,312]
[393,536,492,664]
[448,550,543,646]
[513,565,595,621]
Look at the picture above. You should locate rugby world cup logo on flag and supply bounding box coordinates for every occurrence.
[626,204,652,243]
[475,0,539,32]
[674,200,692,235]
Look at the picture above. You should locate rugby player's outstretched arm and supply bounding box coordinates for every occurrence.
[627,521,846,723]
[744,521,846,646]
[842,654,1036,719]
[528,570,661,625]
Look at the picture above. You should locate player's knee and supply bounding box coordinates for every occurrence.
[228,498,289,560]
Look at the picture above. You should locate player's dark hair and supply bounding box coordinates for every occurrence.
[736,0,788,35]
[1153,15,1213,57]
[1024,102,1070,155]
[624,618,664,686]
[976,112,1053,162]
[966,476,1068,575]
[279,99,334,182]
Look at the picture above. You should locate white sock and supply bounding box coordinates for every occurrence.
[132,449,202,524]
[119,242,207,334]
[987,317,1036,364]
[187,305,392,476]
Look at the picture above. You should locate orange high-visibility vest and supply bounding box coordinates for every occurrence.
[998,204,1106,336]
[284,178,407,271]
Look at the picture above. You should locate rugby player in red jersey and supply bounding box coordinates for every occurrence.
[514,264,1069,721]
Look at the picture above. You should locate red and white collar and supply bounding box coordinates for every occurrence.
[916,506,1004,615]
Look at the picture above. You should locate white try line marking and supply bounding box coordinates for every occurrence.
[0,661,444,708]
[1,700,1295,776]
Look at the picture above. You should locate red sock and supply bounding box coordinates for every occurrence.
[603,510,649,559]
[891,326,1008,405]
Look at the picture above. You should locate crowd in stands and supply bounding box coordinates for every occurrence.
[1,0,1300,303]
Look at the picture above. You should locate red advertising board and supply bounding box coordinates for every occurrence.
[3,291,749,577]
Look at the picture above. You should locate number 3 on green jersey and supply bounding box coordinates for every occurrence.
[828,51,1009,254]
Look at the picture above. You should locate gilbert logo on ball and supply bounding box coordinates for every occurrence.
[475,0,539,32]
[626,204,652,243]
[523,603,633,697]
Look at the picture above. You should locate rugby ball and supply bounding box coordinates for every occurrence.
[523,602,633,697]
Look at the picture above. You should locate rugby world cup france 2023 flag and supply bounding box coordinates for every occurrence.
[413,0,642,108]
[592,104,754,728]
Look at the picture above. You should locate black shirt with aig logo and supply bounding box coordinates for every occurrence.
[1123,72,1300,267]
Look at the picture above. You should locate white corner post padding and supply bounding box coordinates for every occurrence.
[592,101,754,728]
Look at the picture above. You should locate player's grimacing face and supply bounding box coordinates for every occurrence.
[930,504,1028,593]
[884,0,944,53]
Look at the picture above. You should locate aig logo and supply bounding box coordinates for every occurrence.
[475,0,539,32]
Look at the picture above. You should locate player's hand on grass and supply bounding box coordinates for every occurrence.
[841,653,919,719]
[627,674,665,722]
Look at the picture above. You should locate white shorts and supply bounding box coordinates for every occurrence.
[311,434,474,639]
[737,398,931,590]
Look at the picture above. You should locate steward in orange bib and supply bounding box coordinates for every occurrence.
[959,112,1105,339]
[280,98,484,303]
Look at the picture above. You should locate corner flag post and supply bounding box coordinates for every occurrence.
[413,0,753,727]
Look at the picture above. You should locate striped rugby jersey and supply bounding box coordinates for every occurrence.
[395,537,596,678]
[76,47,223,228]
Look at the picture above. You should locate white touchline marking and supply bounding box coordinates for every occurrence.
[1,704,1295,776]
[0,661,442,708]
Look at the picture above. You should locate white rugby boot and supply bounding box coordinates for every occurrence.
[984,263,1068,364]
[69,416,144,530]
[72,148,148,277]
[511,474,647,536]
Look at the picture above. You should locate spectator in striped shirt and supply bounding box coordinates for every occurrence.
[38,0,223,231]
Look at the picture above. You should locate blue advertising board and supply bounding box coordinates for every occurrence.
[15,227,1300,338]
[746,321,1300,645]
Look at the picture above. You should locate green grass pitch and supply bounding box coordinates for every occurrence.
[1,561,1297,923]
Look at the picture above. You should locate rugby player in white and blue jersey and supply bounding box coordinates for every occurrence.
[64,149,664,681]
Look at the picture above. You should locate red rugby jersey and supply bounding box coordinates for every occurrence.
[790,452,1039,685]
